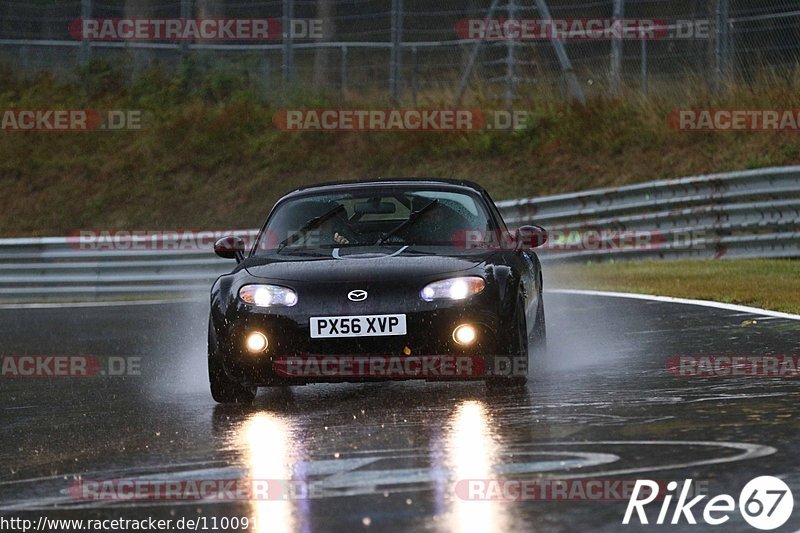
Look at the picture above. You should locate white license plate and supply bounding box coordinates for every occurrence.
[310,314,407,338]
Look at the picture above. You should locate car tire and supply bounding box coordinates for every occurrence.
[208,318,257,404]
[486,294,529,389]
[530,291,547,355]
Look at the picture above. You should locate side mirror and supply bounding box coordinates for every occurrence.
[515,225,548,250]
[214,235,246,262]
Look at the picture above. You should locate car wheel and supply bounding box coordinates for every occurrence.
[208,318,256,404]
[530,291,547,355]
[486,294,529,389]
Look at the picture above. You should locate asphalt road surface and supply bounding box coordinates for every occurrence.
[1,291,799,532]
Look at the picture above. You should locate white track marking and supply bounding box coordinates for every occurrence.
[531,440,776,480]
[546,289,800,321]
[0,441,775,511]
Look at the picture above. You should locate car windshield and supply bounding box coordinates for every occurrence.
[253,186,496,255]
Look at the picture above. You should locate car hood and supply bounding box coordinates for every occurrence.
[243,248,494,283]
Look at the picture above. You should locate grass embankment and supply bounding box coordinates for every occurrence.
[550,259,800,314]
[1,62,800,235]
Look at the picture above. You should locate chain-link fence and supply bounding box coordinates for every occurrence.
[1,0,799,103]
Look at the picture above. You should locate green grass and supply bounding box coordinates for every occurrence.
[1,61,800,235]
[549,259,800,314]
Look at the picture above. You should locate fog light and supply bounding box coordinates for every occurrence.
[246,332,269,353]
[452,324,477,346]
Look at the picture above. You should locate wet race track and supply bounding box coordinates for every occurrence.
[1,291,800,532]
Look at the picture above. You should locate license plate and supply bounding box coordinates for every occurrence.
[310,314,407,338]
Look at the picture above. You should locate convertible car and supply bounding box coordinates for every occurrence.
[209,179,547,403]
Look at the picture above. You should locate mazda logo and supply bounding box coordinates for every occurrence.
[347,290,368,302]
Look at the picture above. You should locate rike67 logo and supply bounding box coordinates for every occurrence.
[623,476,793,530]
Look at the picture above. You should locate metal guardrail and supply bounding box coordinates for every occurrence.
[497,166,800,262]
[0,166,797,301]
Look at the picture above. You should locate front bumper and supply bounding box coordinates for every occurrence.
[215,304,517,386]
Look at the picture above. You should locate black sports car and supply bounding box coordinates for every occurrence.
[209,179,547,403]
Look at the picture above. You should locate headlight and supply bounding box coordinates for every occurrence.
[420,277,485,302]
[239,284,298,307]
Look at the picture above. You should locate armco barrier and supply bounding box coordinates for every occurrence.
[0,237,234,302]
[0,166,797,301]
[497,166,800,262]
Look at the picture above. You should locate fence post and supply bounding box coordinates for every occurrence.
[282,0,294,85]
[533,0,585,104]
[390,0,403,101]
[19,44,30,74]
[728,19,735,80]
[456,0,501,104]
[640,35,647,95]
[340,45,348,95]
[78,0,92,65]
[260,55,271,89]
[411,45,418,107]
[610,0,624,95]
[714,0,730,92]
[180,0,192,57]
[504,0,517,108]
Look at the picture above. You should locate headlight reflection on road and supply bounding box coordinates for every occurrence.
[444,400,508,533]
[239,412,297,533]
